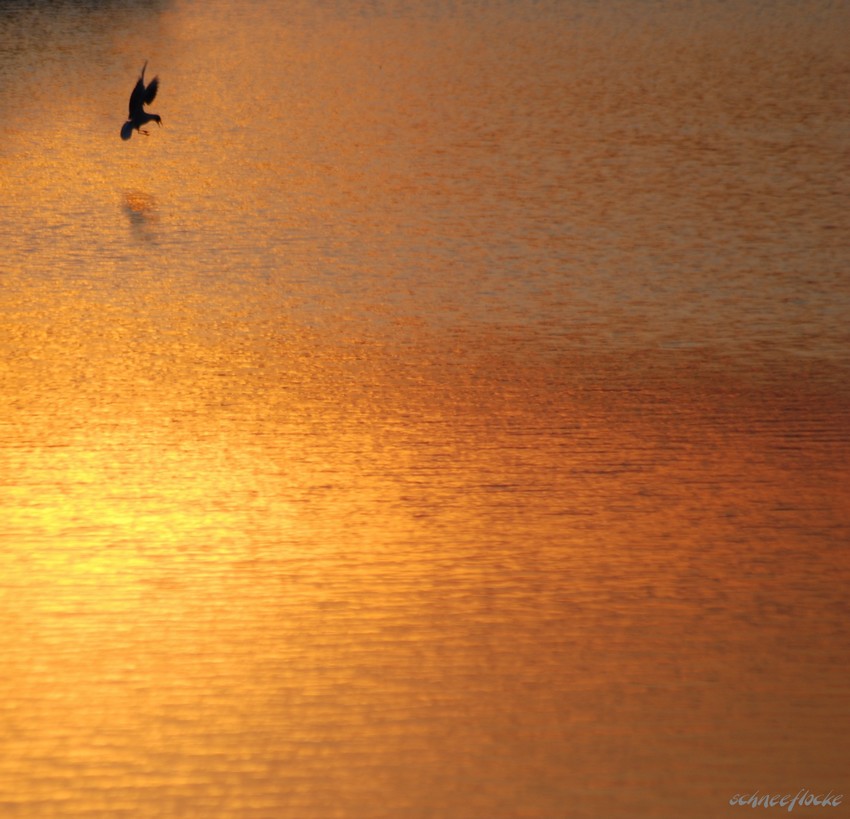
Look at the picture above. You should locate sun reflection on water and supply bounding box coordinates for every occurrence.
[0,0,848,816]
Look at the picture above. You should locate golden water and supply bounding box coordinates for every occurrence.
[1,1,848,816]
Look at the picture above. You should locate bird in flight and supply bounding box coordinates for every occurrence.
[121,61,162,140]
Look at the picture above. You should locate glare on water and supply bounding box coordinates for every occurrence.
[1,1,849,817]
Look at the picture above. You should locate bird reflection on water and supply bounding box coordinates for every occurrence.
[122,190,158,243]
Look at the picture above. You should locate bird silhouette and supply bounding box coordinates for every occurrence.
[121,61,162,140]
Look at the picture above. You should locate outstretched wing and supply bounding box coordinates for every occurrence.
[128,76,146,117]
[144,76,159,106]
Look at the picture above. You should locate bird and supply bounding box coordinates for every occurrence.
[120,61,162,140]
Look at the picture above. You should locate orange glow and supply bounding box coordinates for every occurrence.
[1,1,848,817]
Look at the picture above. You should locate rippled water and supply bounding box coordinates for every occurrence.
[1,1,849,816]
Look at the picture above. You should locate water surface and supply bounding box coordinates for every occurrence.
[1,1,849,816]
